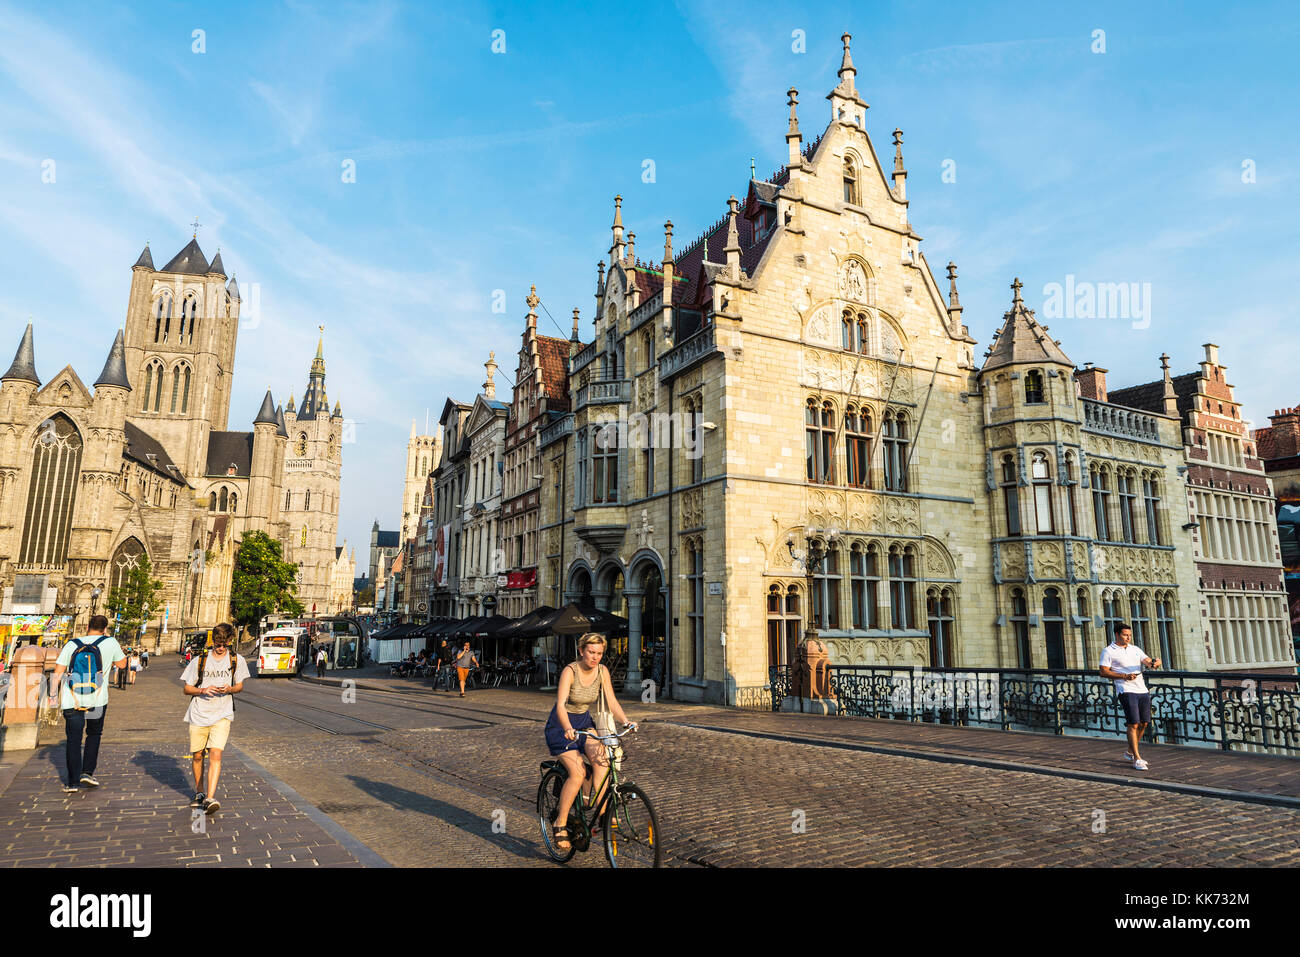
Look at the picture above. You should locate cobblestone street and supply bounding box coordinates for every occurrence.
[2,663,1297,867]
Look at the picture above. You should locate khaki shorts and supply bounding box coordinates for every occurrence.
[188,717,232,754]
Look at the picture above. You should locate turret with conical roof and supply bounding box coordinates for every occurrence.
[133,244,155,270]
[980,278,1073,374]
[2,323,39,386]
[208,250,226,276]
[254,389,278,425]
[93,329,131,391]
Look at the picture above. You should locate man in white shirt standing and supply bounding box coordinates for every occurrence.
[1099,623,1161,770]
[180,622,249,813]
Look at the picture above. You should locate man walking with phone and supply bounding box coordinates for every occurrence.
[180,623,249,814]
[48,615,127,792]
[1100,623,1162,770]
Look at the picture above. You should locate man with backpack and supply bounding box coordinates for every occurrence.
[47,615,127,792]
[180,623,249,814]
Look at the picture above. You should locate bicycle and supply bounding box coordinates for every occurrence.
[536,725,662,868]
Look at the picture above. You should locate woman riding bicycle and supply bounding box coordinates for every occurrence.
[543,632,634,852]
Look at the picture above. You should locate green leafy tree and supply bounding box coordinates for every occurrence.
[230,531,305,635]
[356,585,375,607]
[105,554,165,642]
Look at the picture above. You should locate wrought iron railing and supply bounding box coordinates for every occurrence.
[765,664,1300,756]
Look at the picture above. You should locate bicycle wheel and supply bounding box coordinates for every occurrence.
[603,782,662,868]
[537,769,576,863]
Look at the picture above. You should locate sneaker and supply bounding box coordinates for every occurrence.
[1133,758,1149,771]
[62,783,79,793]
[79,775,100,788]
[203,797,221,814]
[1123,751,1134,762]
[190,791,206,808]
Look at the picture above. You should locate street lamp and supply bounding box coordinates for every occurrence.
[90,588,102,615]
[787,527,841,643]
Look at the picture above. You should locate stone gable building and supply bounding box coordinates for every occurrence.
[457,356,508,618]
[530,34,1284,702]
[430,399,471,619]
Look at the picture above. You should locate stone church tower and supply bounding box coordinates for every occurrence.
[281,334,345,615]
[401,420,442,545]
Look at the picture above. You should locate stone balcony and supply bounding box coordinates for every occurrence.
[573,503,627,554]
[538,414,573,449]
[574,376,630,411]
[659,325,722,381]
[1081,398,1163,443]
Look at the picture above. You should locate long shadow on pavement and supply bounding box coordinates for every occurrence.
[344,774,544,863]
[130,749,192,795]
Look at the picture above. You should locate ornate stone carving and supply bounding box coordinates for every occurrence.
[1038,542,1063,579]
[805,305,834,346]
[923,537,955,578]
[840,260,868,302]
[1072,543,1090,579]
[682,488,704,529]
[883,496,920,536]
[1002,543,1026,580]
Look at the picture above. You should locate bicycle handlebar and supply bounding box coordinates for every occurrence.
[572,723,638,740]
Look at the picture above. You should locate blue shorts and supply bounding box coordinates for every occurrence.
[544,707,595,756]
[1118,692,1152,726]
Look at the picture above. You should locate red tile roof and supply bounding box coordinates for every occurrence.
[537,335,570,411]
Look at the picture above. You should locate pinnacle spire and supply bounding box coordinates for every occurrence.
[787,87,801,137]
[571,308,581,342]
[2,322,39,385]
[526,284,539,329]
[663,220,673,262]
[208,250,226,276]
[483,351,498,400]
[725,196,741,278]
[839,32,856,86]
[93,329,131,390]
[255,389,278,425]
[946,262,961,309]
[133,243,154,270]
[275,404,288,438]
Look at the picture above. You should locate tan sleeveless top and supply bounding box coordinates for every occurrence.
[563,664,603,714]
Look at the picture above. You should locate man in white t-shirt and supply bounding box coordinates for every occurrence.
[48,615,128,792]
[1099,623,1161,770]
[180,622,249,814]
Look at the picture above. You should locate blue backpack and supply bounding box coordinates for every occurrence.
[67,637,108,710]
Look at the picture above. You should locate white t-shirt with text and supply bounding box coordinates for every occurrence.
[1100,642,1149,695]
[180,650,250,726]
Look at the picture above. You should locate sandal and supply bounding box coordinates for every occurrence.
[554,825,571,851]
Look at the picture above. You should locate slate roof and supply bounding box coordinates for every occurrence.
[205,430,254,477]
[254,389,278,425]
[375,530,400,548]
[94,329,131,390]
[275,404,288,437]
[123,422,186,483]
[159,238,211,275]
[208,251,226,276]
[980,288,1073,374]
[227,275,240,300]
[669,205,776,307]
[1108,372,1200,419]
[133,244,155,269]
[2,323,39,384]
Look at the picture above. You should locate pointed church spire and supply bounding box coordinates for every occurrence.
[299,327,328,416]
[94,329,131,390]
[2,322,39,385]
[226,274,240,301]
[980,277,1072,374]
[255,389,278,425]
[133,243,154,270]
[827,31,868,122]
[275,404,289,438]
[208,249,226,276]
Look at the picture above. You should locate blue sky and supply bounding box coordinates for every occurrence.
[1,1,1296,561]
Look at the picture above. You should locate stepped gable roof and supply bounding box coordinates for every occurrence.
[208,251,226,276]
[93,329,131,390]
[375,529,400,548]
[3,323,40,384]
[254,389,278,425]
[159,238,210,275]
[205,430,254,477]
[980,280,1073,374]
[123,421,186,483]
[133,244,155,269]
[537,335,570,411]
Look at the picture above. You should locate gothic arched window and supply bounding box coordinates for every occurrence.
[170,365,182,413]
[109,537,145,596]
[153,294,172,343]
[209,491,217,511]
[142,359,165,412]
[843,156,859,205]
[228,491,237,514]
[296,433,308,456]
[19,414,83,566]
[218,487,228,511]
[1025,370,1045,404]
[183,293,199,343]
